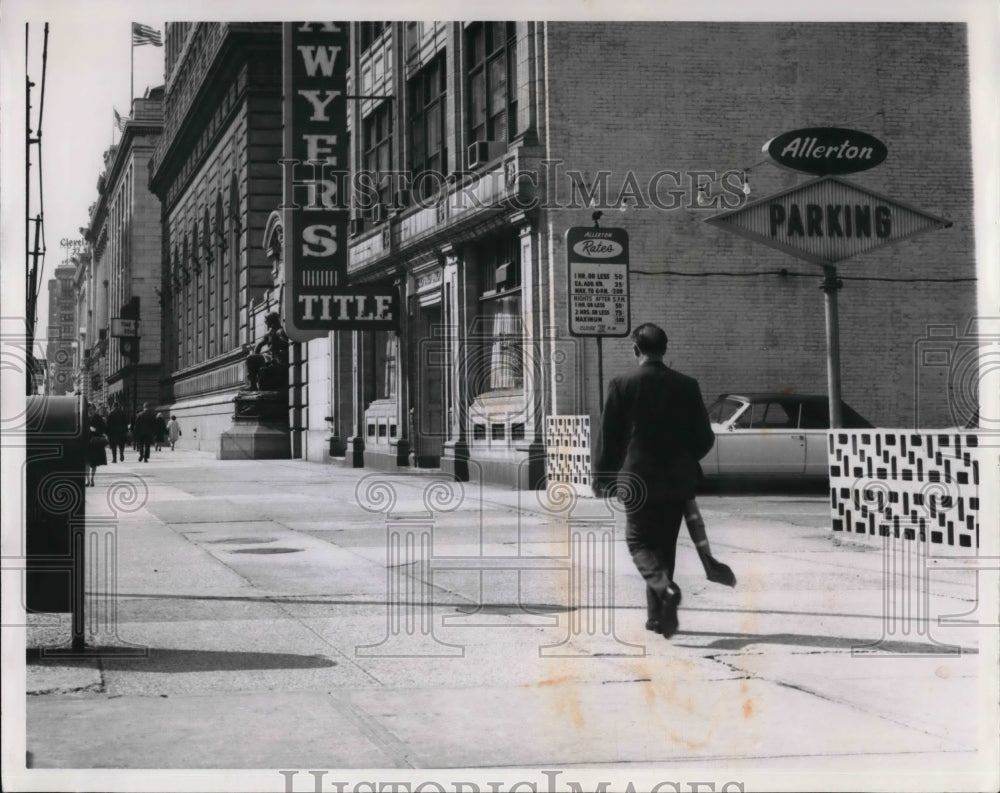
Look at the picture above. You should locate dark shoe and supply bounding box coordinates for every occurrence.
[658,584,682,639]
[645,619,661,633]
[701,553,737,587]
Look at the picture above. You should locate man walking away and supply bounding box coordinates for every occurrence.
[105,401,128,463]
[133,402,156,462]
[593,323,715,639]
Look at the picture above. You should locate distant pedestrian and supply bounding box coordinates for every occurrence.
[133,402,156,462]
[593,323,715,638]
[105,402,128,463]
[154,412,168,451]
[167,415,182,450]
[85,402,108,487]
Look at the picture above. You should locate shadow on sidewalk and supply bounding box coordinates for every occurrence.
[27,647,337,672]
[676,630,975,655]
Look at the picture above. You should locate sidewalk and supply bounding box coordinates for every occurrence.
[18,447,993,788]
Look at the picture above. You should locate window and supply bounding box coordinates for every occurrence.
[476,233,522,393]
[359,22,389,52]
[708,397,744,424]
[408,54,448,201]
[760,402,794,428]
[374,330,397,399]
[466,22,517,145]
[734,400,794,429]
[362,103,393,209]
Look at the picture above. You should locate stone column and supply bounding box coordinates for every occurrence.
[440,244,469,480]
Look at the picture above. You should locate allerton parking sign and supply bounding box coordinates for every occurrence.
[567,226,630,337]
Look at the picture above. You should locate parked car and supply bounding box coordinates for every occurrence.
[700,392,874,480]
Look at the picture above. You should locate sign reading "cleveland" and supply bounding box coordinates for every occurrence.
[763,127,888,176]
[705,176,951,266]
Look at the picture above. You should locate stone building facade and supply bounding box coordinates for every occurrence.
[85,90,165,416]
[149,23,285,447]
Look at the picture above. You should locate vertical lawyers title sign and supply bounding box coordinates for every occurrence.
[282,23,399,341]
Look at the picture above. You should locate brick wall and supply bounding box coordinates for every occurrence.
[542,22,976,430]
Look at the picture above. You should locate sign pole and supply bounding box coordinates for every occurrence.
[821,265,844,429]
[596,336,604,412]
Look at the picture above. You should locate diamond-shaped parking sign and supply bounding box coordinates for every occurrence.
[706,175,951,265]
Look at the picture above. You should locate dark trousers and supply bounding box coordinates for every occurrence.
[137,440,151,461]
[625,497,686,620]
[109,438,125,462]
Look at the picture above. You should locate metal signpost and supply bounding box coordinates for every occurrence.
[706,129,951,428]
[567,221,630,410]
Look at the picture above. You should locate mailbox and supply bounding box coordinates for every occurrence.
[25,396,86,624]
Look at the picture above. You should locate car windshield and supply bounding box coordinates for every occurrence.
[708,397,745,424]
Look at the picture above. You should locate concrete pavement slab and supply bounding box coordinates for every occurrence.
[92,618,377,696]
[27,691,404,768]
[347,675,957,768]
[26,657,103,696]
[717,651,980,748]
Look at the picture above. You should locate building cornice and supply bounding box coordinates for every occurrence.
[149,24,281,206]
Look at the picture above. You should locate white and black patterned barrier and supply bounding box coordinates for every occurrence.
[545,415,592,493]
[829,430,980,553]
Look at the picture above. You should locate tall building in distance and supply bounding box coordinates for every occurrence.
[86,87,165,416]
[147,22,975,486]
[44,264,78,396]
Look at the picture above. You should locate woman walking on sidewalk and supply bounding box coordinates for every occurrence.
[167,415,182,450]
[85,403,109,487]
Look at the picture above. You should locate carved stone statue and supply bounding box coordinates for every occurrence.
[245,311,289,391]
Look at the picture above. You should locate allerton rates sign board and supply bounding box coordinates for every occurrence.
[567,227,630,337]
[705,175,951,266]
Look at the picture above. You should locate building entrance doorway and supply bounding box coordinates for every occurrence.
[413,303,444,467]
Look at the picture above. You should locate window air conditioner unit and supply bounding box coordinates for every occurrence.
[467,140,506,168]
[495,261,513,288]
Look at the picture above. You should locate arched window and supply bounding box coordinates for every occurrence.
[191,218,202,361]
[171,246,181,369]
[203,206,213,358]
[214,193,225,353]
[228,174,241,348]
[181,232,192,367]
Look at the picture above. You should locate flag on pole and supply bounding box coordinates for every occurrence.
[113,107,128,132]
[132,22,163,47]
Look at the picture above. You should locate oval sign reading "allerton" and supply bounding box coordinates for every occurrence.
[572,238,624,258]
[762,127,888,176]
